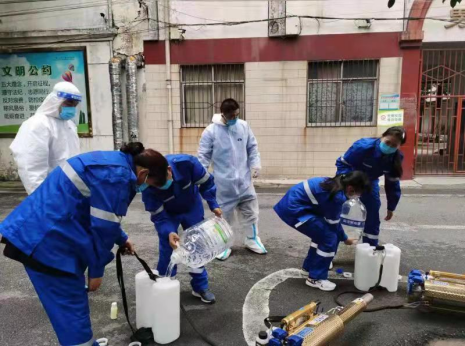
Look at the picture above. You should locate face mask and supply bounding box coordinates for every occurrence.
[379,141,398,155]
[226,118,237,127]
[158,179,173,190]
[136,175,149,193]
[59,106,76,120]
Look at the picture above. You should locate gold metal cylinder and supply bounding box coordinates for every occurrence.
[424,281,465,304]
[429,271,465,282]
[302,315,344,346]
[282,302,318,333]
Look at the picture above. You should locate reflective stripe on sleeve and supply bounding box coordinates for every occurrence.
[61,162,90,197]
[303,180,318,205]
[195,172,210,185]
[90,207,122,223]
[150,205,164,216]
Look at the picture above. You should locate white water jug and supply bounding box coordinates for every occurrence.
[151,277,180,344]
[170,216,234,269]
[340,197,367,240]
[135,269,157,329]
[135,271,180,344]
[354,243,401,292]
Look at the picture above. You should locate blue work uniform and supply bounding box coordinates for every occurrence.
[141,154,219,293]
[274,177,348,280]
[0,151,137,346]
[336,138,403,246]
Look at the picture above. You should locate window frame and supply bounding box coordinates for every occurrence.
[306,60,380,127]
[180,64,245,128]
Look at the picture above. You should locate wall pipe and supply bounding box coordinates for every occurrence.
[109,56,124,149]
[164,0,174,154]
[126,54,144,143]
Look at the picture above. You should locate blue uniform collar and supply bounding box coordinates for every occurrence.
[373,138,384,158]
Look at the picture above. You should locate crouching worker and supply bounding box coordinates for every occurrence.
[0,142,166,346]
[141,152,222,304]
[273,171,371,292]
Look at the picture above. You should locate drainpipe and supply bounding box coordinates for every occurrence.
[126,54,144,142]
[164,0,174,154]
[109,56,124,149]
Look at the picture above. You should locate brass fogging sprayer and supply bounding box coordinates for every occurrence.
[408,269,465,314]
[268,293,373,346]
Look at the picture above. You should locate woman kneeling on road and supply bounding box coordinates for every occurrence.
[274,171,371,292]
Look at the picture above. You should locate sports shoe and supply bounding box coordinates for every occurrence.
[306,278,337,291]
[216,248,232,261]
[244,236,267,254]
[192,290,216,304]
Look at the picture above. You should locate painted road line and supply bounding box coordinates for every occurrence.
[381,222,465,232]
[257,193,465,198]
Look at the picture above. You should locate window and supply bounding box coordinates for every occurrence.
[181,64,245,127]
[307,60,379,127]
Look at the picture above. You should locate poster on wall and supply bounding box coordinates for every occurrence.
[0,49,91,135]
[378,109,404,127]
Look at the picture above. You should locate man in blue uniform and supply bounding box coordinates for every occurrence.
[142,152,221,304]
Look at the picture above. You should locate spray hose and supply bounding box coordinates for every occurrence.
[116,248,217,346]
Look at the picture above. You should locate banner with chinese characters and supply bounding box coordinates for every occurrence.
[0,50,90,135]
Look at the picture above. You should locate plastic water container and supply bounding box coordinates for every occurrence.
[135,271,180,344]
[354,243,401,292]
[135,269,157,329]
[340,198,367,240]
[151,277,180,344]
[170,216,234,268]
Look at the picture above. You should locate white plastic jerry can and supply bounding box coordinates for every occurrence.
[354,243,401,292]
[151,277,181,344]
[135,270,156,329]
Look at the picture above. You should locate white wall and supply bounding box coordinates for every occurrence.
[168,0,409,41]
[423,0,465,42]
[0,0,108,32]
[143,57,402,179]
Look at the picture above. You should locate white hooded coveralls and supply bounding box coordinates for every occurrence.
[10,82,81,194]
[198,114,261,237]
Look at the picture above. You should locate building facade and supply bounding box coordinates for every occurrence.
[1,0,464,181]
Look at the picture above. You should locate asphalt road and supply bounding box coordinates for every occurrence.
[1,191,465,346]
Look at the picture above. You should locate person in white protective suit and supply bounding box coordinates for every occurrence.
[10,82,81,194]
[198,98,267,260]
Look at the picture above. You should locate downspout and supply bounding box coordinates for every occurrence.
[164,0,174,154]
[109,56,124,149]
[126,54,144,142]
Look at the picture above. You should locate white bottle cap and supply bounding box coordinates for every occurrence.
[111,302,117,308]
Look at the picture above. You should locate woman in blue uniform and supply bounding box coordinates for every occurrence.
[141,152,222,304]
[0,142,163,346]
[274,171,371,291]
[336,126,406,246]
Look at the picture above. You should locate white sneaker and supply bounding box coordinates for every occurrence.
[306,278,337,291]
[216,248,232,261]
[244,236,267,254]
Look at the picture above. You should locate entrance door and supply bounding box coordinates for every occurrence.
[415,49,465,175]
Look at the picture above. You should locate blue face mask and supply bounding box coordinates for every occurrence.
[226,118,237,127]
[59,106,76,120]
[158,179,173,190]
[136,175,149,193]
[379,141,398,155]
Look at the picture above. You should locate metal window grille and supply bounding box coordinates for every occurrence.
[307,60,379,127]
[181,64,245,127]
